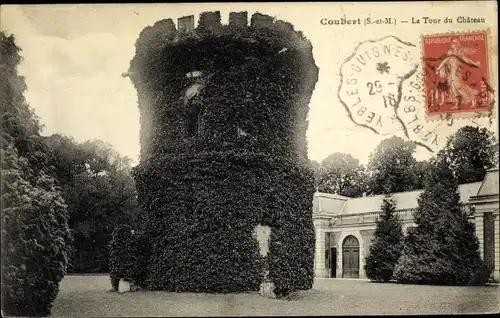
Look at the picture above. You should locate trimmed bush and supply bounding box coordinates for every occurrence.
[364,195,404,282]
[1,32,72,316]
[109,224,151,290]
[127,11,318,296]
[393,156,491,286]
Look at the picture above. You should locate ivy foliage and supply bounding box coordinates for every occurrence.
[128,11,318,161]
[109,224,151,290]
[127,11,318,297]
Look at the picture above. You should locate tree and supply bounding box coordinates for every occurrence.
[393,155,491,285]
[310,159,320,189]
[317,152,366,197]
[412,160,431,190]
[364,195,404,282]
[366,136,419,195]
[441,126,497,184]
[1,31,72,316]
[45,134,138,273]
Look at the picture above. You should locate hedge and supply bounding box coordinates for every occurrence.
[127,11,318,297]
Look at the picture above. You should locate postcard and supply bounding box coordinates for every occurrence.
[1,2,498,317]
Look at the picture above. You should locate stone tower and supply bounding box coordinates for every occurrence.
[126,11,319,296]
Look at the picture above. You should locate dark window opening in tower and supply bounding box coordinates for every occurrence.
[184,71,204,137]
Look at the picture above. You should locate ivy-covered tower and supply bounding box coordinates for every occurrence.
[126,11,319,296]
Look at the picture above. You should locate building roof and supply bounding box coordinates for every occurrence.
[475,168,499,197]
[342,182,482,215]
[315,182,483,216]
[314,192,351,200]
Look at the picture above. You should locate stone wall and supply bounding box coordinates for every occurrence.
[484,212,496,270]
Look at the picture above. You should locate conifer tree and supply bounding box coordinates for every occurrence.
[393,155,491,285]
[364,195,403,282]
[1,31,72,316]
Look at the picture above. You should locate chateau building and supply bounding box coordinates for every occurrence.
[312,168,500,282]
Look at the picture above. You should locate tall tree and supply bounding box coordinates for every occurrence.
[1,31,72,316]
[366,136,418,195]
[412,160,431,190]
[45,134,138,273]
[441,126,497,184]
[309,159,320,189]
[364,195,404,282]
[317,152,366,197]
[393,155,491,285]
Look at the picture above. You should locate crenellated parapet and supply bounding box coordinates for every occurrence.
[125,11,318,163]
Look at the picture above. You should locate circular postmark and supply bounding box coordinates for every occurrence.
[337,33,495,153]
[338,36,419,137]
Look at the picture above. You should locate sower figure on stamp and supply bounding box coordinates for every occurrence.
[435,39,481,110]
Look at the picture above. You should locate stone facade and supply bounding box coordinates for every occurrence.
[312,168,500,282]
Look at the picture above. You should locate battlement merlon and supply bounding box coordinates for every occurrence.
[123,11,316,81]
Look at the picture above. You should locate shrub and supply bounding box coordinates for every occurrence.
[393,156,491,286]
[364,195,404,282]
[469,262,493,286]
[127,11,318,295]
[109,224,150,290]
[1,148,72,316]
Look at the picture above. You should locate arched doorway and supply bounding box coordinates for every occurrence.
[342,235,359,278]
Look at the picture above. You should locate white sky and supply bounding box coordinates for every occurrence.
[1,2,498,166]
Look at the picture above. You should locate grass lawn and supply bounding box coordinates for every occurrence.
[50,275,499,316]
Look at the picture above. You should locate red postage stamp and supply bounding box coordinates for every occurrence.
[421,30,493,116]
